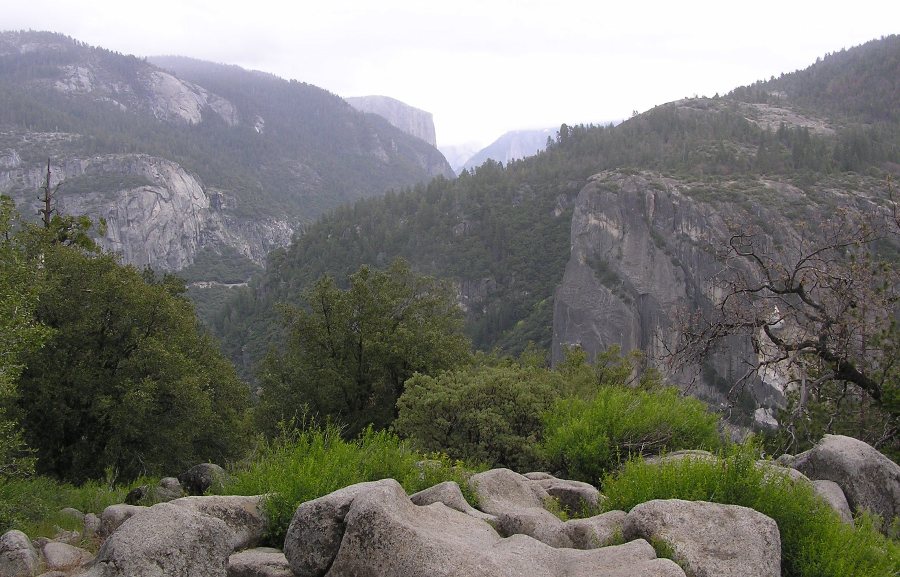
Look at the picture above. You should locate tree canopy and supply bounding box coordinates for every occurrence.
[255,259,471,437]
[2,196,251,482]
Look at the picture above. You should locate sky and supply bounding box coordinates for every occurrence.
[4,1,899,148]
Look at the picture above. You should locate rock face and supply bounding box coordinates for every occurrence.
[551,170,815,410]
[624,499,781,577]
[346,95,437,147]
[284,478,684,577]
[1,153,293,271]
[787,434,900,524]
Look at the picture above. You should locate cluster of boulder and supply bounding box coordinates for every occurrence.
[1,435,897,577]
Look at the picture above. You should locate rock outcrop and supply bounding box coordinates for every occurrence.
[346,95,437,147]
[284,478,684,577]
[785,434,900,524]
[1,152,293,271]
[624,499,781,577]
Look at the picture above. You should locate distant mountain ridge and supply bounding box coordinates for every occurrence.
[345,95,437,147]
[461,128,555,172]
[0,31,453,273]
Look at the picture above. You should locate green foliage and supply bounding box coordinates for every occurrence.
[14,234,250,482]
[0,196,47,479]
[0,473,156,541]
[395,356,571,471]
[540,379,721,483]
[255,259,471,438]
[223,423,479,546]
[601,443,900,577]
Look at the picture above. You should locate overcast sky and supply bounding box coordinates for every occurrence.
[5,1,898,148]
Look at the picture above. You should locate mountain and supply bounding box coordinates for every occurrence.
[0,31,453,273]
[439,141,482,173]
[461,128,556,171]
[345,95,437,147]
[212,35,900,423]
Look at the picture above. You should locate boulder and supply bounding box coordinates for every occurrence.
[80,502,234,577]
[179,463,227,496]
[789,434,900,524]
[99,504,146,539]
[643,450,716,465]
[41,542,92,571]
[227,547,293,577]
[153,477,184,502]
[59,508,85,523]
[409,481,497,524]
[624,499,781,577]
[812,479,854,525]
[284,478,684,577]
[468,468,569,547]
[170,495,267,550]
[0,530,40,577]
[754,460,810,484]
[124,485,149,505]
[83,514,101,541]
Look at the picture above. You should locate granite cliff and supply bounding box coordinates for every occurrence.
[346,95,438,147]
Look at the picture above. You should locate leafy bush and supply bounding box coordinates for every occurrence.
[540,385,721,483]
[222,424,479,546]
[601,443,899,577]
[0,473,157,542]
[395,360,564,471]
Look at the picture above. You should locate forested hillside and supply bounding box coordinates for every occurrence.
[211,37,900,384]
[0,31,452,272]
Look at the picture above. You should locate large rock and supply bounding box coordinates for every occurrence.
[80,502,234,577]
[98,504,146,539]
[284,478,684,577]
[812,479,854,524]
[227,548,292,577]
[468,468,566,546]
[469,468,624,548]
[624,499,781,577]
[788,434,900,524]
[170,495,267,550]
[179,463,228,496]
[153,477,184,502]
[0,530,40,577]
[41,542,92,571]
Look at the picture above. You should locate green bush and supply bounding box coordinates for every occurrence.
[0,473,157,542]
[600,444,900,577]
[395,359,569,471]
[540,385,721,483]
[222,423,479,546]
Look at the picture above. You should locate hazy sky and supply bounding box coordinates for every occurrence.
[5,1,898,147]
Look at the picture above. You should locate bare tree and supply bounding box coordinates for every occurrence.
[666,204,898,450]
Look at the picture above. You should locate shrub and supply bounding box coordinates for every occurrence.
[0,472,156,543]
[539,385,721,483]
[222,423,479,545]
[395,361,566,471]
[600,443,899,577]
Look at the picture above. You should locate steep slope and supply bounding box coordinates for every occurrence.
[345,95,437,146]
[214,36,900,416]
[0,31,452,272]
